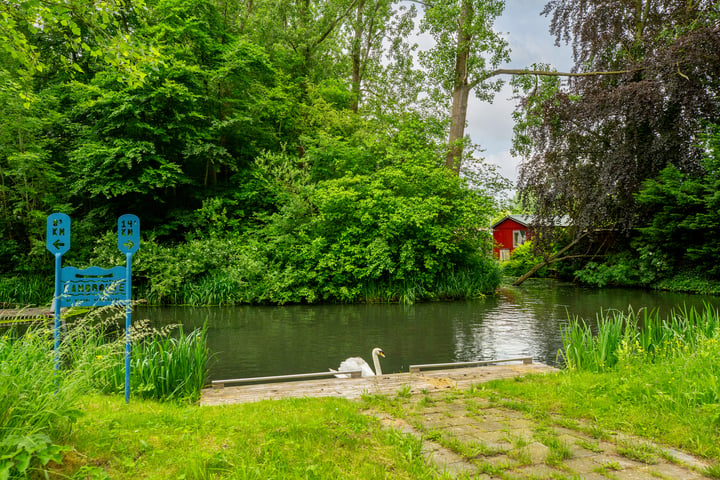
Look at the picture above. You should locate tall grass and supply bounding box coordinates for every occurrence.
[0,326,86,478]
[1,303,211,477]
[134,324,209,402]
[0,275,53,307]
[560,311,624,371]
[359,267,500,304]
[0,327,83,439]
[87,322,210,402]
[560,304,720,371]
[62,306,211,402]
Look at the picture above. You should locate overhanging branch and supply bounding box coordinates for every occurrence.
[486,68,641,79]
[512,231,589,286]
[468,66,644,94]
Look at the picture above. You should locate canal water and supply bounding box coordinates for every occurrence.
[137,280,720,381]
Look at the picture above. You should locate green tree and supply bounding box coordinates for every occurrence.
[419,0,509,173]
[515,0,720,234]
[61,0,279,236]
[0,0,159,87]
[634,125,720,279]
[0,70,65,273]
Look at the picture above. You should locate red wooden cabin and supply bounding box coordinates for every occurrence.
[492,215,532,261]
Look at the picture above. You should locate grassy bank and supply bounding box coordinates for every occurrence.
[547,305,720,465]
[0,307,211,479]
[0,270,497,307]
[58,394,439,479]
[476,349,720,464]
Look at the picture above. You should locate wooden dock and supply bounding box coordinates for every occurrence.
[200,360,557,406]
[0,307,53,327]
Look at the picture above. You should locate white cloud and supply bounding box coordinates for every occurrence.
[480,149,520,186]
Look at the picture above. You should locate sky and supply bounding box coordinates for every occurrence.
[465,0,573,184]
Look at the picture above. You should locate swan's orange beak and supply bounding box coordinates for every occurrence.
[379,350,385,358]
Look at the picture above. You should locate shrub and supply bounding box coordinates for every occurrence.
[573,253,641,287]
[501,241,549,278]
[249,161,502,304]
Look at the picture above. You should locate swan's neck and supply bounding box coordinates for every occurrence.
[372,351,382,376]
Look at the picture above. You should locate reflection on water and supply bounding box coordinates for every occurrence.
[137,279,720,381]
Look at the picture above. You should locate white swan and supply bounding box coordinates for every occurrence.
[332,347,385,377]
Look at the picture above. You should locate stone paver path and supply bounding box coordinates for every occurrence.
[369,392,712,479]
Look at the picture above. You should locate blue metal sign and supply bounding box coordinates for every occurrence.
[60,266,126,307]
[46,213,71,255]
[47,213,140,403]
[117,214,139,404]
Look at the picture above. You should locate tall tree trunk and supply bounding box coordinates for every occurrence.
[350,0,365,113]
[445,0,472,174]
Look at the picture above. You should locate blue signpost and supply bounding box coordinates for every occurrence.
[46,213,140,403]
[118,214,140,403]
[46,213,71,371]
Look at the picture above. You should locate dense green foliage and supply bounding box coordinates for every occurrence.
[634,129,720,279]
[569,126,720,292]
[0,0,507,305]
[84,160,501,304]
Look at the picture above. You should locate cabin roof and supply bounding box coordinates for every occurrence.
[491,214,572,229]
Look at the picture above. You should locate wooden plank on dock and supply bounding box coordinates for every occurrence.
[409,357,533,373]
[0,308,53,326]
[212,369,363,388]
[199,362,557,406]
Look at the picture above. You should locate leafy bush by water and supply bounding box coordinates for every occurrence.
[85,160,503,306]
[501,241,551,278]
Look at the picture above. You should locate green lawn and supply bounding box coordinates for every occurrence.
[60,394,445,479]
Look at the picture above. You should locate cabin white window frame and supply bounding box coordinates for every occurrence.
[512,230,526,248]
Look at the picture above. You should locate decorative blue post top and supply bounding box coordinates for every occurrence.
[118,214,140,255]
[46,213,71,256]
